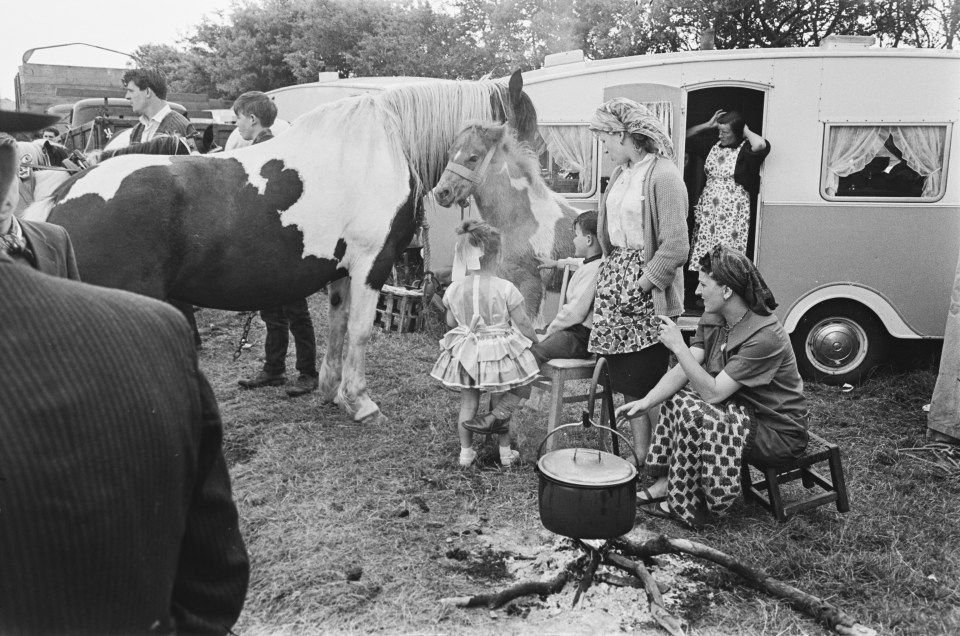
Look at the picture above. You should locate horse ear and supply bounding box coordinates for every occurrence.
[508,70,523,101]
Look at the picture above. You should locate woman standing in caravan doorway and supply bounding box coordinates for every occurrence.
[587,97,689,467]
[686,109,770,268]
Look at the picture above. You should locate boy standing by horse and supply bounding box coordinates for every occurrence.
[234,92,320,397]
[462,210,602,432]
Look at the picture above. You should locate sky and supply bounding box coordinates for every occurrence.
[1,0,236,103]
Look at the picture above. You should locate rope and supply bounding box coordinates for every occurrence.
[421,217,431,273]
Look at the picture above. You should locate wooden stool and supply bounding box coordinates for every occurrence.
[741,431,850,522]
[532,358,607,451]
[375,284,424,333]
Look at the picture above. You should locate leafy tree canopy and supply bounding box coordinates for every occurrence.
[132,0,959,100]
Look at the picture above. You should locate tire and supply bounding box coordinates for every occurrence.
[790,301,890,385]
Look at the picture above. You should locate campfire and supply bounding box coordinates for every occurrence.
[440,371,877,636]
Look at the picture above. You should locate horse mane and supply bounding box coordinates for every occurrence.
[291,79,512,197]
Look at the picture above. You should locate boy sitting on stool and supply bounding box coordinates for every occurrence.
[463,210,602,432]
[235,91,319,397]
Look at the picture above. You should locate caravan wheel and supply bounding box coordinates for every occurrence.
[791,301,889,385]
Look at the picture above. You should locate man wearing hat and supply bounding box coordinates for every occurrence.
[0,110,249,635]
[0,114,80,279]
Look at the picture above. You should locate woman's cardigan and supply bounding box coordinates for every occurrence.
[597,155,689,318]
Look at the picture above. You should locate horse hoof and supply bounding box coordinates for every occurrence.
[359,410,386,426]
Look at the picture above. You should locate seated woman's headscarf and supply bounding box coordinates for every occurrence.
[699,244,777,316]
[589,97,674,160]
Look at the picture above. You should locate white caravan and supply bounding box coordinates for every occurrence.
[522,36,959,384]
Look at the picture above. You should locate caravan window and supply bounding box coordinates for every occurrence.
[822,124,949,200]
[537,124,597,196]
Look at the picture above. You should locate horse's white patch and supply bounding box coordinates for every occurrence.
[508,172,565,259]
[60,154,175,204]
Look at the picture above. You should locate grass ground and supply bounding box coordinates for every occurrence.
[197,294,959,635]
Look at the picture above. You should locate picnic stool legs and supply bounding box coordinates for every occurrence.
[740,432,850,522]
[537,359,609,452]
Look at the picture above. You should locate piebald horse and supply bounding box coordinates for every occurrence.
[25,72,538,422]
[432,121,578,318]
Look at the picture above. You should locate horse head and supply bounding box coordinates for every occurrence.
[433,120,580,319]
[432,122,508,208]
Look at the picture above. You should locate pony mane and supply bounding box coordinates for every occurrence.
[493,124,551,198]
[292,80,512,197]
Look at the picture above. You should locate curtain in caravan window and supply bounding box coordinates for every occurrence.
[892,126,946,197]
[540,125,595,193]
[641,101,674,142]
[825,126,888,195]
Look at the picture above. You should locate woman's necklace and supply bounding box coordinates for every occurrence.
[720,309,750,352]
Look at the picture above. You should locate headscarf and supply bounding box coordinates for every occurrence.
[589,97,674,160]
[700,244,777,316]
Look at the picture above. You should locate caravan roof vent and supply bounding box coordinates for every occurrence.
[544,50,585,68]
[821,35,877,49]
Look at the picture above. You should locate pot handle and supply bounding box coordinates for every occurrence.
[535,422,644,476]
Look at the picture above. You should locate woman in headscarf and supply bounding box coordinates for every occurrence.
[588,97,689,464]
[616,245,809,528]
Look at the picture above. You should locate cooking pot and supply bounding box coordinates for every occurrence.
[535,358,642,539]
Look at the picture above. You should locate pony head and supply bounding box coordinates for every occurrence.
[432,121,541,209]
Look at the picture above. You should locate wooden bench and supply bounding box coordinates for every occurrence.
[740,431,850,522]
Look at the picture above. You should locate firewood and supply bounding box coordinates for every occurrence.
[605,552,684,636]
[613,535,877,636]
[439,570,570,609]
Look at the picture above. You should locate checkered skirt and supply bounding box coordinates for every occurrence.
[646,387,750,526]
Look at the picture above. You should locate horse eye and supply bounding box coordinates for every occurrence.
[468,154,480,163]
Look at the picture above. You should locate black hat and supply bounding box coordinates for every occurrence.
[0,111,61,133]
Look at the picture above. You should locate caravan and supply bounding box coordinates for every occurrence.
[522,36,959,384]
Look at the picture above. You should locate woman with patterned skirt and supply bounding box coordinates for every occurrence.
[617,246,808,528]
[588,98,689,463]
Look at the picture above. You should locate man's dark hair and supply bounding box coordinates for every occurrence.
[233,91,278,128]
[573,209,599,237]
[42,127,59,137]
[122,68,168,100]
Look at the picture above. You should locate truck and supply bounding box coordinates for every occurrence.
[520,35,959,384]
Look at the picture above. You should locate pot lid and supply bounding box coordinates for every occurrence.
[538,448,637,487]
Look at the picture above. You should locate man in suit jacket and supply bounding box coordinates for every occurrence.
[0,111,249,635]
[1,131,80,280]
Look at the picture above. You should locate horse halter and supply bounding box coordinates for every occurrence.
[442,143,497,189]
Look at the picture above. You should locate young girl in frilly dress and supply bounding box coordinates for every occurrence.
[430,221,540,467]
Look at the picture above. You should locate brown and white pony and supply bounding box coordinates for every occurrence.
[24,72,538,423]
[432,121,578,319]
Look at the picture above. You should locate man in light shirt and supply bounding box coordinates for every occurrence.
[123,68,198,151]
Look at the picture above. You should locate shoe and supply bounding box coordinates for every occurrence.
[640,501,703,529]
[461,413,510,435]
[286,374,319,397]
[238,371,286,389]
[459,447,478,467]
[499,449,521,467]
[637,486,667,506]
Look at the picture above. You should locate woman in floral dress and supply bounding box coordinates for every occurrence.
[686,110,770,269]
